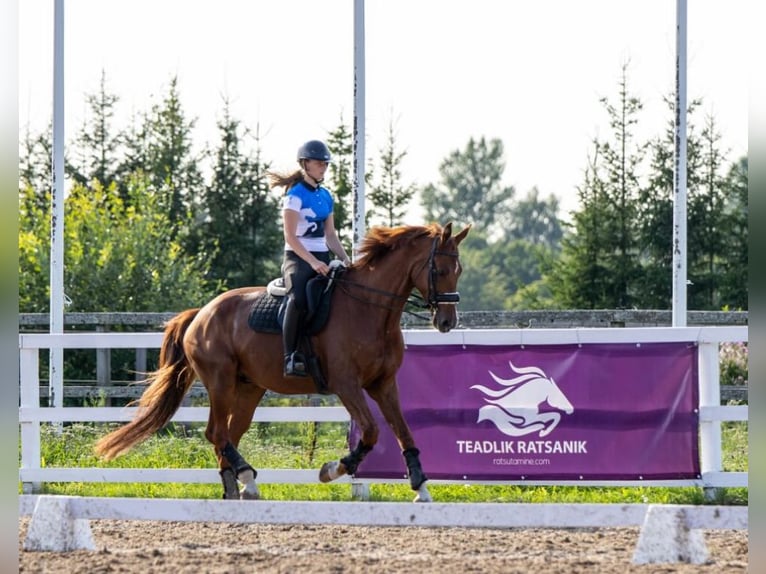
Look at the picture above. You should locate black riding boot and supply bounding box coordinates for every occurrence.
[282,299,306,377]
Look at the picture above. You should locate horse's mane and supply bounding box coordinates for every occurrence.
[355,223,443,267]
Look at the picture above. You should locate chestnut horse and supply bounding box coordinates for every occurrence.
[95,222,470,502]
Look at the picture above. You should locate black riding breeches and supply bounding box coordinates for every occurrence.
[282,250,330,311]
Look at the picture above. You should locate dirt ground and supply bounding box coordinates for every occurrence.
[18,517,747,574]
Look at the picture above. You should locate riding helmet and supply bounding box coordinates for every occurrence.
[297,140,332,162]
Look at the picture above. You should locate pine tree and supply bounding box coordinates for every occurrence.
[326,117,353,250]
[718,156,748,309]
[70,70,122,188]
[687,114,729,309]
[18,123,53,209]
[635,96,702,308]
[547,145,616,308]
[547,64,645,308]
[141,76,204,241]
[202,103,282,288]
[366,115,416,227]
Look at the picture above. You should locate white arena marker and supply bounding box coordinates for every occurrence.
[633,505,707,564]
[24,495,95,552]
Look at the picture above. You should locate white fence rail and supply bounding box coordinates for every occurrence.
[19,327,748,491]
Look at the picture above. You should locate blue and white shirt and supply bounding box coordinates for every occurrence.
[283,181,334,252]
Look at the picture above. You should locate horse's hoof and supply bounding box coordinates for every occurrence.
[319,461,343,483]
[413,484,432,503]
[240,487,261,500]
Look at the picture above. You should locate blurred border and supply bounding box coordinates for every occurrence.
[1,0,20,571]
[748,5,763,571]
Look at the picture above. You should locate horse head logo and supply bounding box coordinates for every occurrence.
[470,361,574,438]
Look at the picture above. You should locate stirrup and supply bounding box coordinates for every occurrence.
[284,353,307,377]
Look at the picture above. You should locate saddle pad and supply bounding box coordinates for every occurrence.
[247,292,283,334]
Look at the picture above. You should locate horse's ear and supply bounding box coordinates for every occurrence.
[453,224,471,246]
[441,222,453,242]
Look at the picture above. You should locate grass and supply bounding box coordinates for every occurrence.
[23,418,748,505]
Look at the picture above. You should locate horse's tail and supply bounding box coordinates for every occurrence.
[94,308,201,461]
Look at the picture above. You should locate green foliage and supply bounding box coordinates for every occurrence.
[141,76,204,238]
[365,114,416,227]
[201,103,282,288]
[719,342,748,387]
[18,67,748,315]
[546,65,747,311]
[421,136,514,236]
[69,70,122,189]
[19,175,219,314]
[18,184,51,312]
[717,157,748,309]
[62,178,218,312]
[548,64,644,309]
[436,177,562,311]
[687,115,730,309]
[326,117,354,250]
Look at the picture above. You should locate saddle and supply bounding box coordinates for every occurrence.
[247,262,346,394]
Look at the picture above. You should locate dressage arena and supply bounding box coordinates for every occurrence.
[18,327,749,572]
[18,512,748,573]
[19,496,748,573]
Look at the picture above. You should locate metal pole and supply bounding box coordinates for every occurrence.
[50,0,65,407]
[352,0,366,256]
[672,0,688,327]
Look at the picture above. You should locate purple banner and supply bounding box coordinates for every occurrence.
[350,343,699,481]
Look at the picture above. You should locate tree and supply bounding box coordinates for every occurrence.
[18,183,51,312]
[139,76,204,241]
[717,156,748,309]
[547,64,645,308]
[503,187,563,249]
[70,70,122,189]
[19,174,219,313]
[202,103,282,288]
[449,229,508,310]
[366,114,417,227]
[454,188,562,311]
[547,147,617,308]
[18,123,53,210]
[421,136,514,236]
[64,177,218,312]
[687,114,729,309]
[326,117,354,251]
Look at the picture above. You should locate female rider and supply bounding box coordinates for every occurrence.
[268,140,351,377]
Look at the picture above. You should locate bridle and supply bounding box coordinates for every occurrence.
[333,236,461,314]
[419,236,461,310]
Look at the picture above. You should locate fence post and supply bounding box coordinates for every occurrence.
[135,348,147,381]
[95,325,112,406]
[19,346,42,494]
[698,342,722,501]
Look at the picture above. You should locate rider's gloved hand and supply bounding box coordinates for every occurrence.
[330,259,349,271]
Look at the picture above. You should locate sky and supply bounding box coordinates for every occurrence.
[18,0,749,220]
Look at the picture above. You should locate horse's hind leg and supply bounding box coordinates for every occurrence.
[367,379,432,503]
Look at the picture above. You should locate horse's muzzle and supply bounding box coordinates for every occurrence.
[433,306,459,333]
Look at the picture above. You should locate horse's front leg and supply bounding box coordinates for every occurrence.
[319,388,378,483]
[367,379,432,503]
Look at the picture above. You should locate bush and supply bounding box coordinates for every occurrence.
[719,342,748,386]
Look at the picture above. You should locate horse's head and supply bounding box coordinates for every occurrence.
[414,222,471,333]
